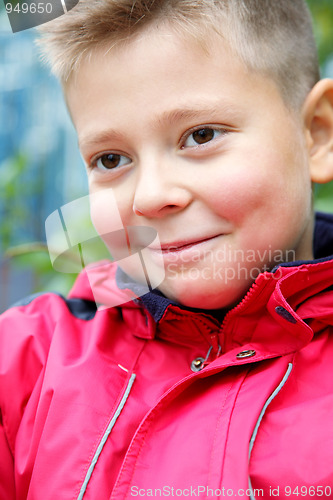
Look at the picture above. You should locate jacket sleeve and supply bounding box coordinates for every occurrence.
[0,294,57,496]
[0,417,15,498]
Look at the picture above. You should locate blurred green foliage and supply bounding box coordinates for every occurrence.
[307,0,333,66]
[307,0,333,214]
[0,153,77,301]
[1,153,32,250]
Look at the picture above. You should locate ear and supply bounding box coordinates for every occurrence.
[302,79,333,184]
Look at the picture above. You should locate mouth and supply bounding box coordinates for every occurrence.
[149,234,223,253]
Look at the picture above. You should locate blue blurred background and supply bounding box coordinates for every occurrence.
[0,1,332,312]
[0,4,87,310]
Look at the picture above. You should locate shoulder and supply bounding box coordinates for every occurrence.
[0,292,97,448]
[8,291,97,319]
[0,291,97,387]
[0,292,97,352]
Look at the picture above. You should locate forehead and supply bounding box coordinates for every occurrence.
[65,26,288,148]
[66,27,237,96]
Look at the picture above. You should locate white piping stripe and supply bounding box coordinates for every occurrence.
[77,373,136,500]
[60,0,68,13]
[248,363,293,500]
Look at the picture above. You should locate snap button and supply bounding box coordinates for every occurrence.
[275,306,297,324]
[236,349,256,359]
[191,357,205,372]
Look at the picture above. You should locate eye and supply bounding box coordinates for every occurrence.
[182,127,226,148]
[94,153,131,171]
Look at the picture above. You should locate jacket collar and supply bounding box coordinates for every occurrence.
[118,254,333,363]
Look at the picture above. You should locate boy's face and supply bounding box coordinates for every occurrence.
[66,26,314,310]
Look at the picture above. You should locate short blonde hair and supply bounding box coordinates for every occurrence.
[38,0,320,109]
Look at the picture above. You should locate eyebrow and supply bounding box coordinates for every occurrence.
[79,130,126,153]
[79,101,241,153]
[153,102,240,128]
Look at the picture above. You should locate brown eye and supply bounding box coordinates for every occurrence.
[183,127,225,148]
[192,128,215,144]
[96,153,130,170]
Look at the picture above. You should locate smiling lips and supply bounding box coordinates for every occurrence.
[150,234,222,254]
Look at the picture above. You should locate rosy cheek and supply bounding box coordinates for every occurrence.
[90,189,125,236]
[207,168,264,223]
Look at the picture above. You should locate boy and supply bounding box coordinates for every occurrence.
[1,0,333,498]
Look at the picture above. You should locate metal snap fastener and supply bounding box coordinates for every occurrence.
[191,357,205,372]
[236,349,256,359]
[275,306,297,324]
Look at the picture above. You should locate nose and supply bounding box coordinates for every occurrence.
[132,157,192,218]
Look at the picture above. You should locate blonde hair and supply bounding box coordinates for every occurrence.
[38,0,320,109]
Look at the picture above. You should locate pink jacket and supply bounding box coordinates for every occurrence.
[1,215,333,499]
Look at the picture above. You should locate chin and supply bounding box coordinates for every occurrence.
[159,278,248,311]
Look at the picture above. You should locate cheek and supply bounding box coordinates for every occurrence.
[207,144,311,234]
[205,160,269,224]
[88,177,136,231]
[88,188,134,262]
[89,188,125,235]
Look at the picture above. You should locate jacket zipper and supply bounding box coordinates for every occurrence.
[220,273,270,333]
